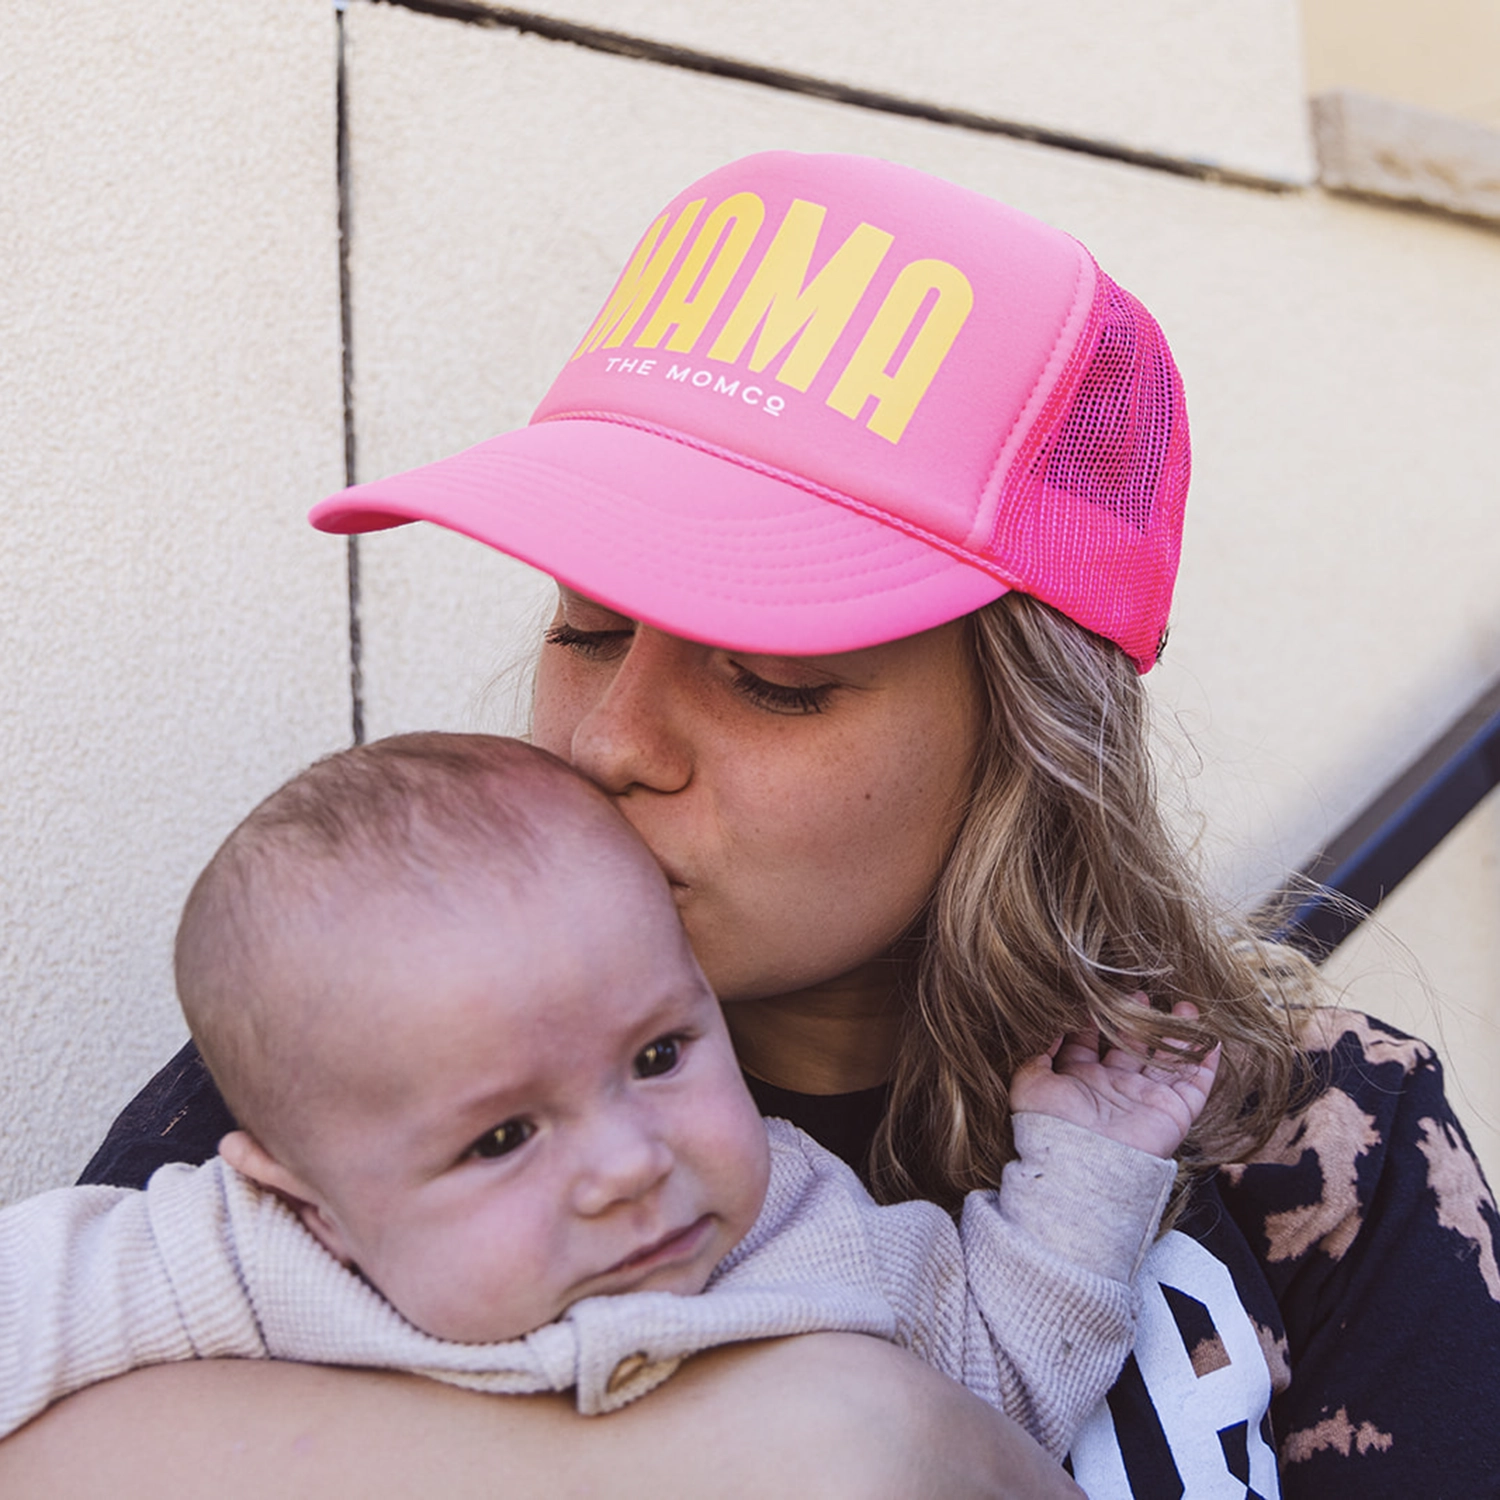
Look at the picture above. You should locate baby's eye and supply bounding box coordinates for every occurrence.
[634,1035,683,1079]
[470,1118,535,1160]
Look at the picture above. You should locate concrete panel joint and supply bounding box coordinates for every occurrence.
[337,4,366,744]
[365,0,1308,191]
[1313,90,1500,226]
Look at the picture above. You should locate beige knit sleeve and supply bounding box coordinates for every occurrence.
[950,1112,1176,1458]
[0,1162,266,1439]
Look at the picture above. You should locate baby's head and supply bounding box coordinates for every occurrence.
[176,733,770,1343]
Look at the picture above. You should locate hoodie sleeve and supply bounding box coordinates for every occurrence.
[949,1112,1174,1458]
[0,1162,266,1438]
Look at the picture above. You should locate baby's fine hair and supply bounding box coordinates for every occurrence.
[174,733,609,1144]
[193,732,594,883]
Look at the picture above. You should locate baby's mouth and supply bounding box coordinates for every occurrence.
[605,1215,713,1278]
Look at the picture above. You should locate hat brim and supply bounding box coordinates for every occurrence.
[310,419,1010,656]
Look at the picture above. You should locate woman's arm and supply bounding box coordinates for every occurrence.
[0,1336,1082,1500]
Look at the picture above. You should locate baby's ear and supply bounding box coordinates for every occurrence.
[218,1129,355,1265]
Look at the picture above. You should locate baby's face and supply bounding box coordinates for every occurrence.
[281,832,771,1344]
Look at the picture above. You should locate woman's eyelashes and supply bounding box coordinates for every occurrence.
[727,664,835,715]
[468,1117,536,1161]
[548,611,836,715]
[543,621,632,661]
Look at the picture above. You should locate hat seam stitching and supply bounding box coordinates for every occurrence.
[533,408,1028,594]
[974,247,1099,557]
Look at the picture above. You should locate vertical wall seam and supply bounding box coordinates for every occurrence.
[336,0,365,745]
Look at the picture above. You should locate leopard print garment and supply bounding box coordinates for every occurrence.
[1067,1011,1500,1498]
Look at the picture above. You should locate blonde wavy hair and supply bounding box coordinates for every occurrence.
[869,592,1324,1215]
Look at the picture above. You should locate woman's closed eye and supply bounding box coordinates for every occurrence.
[547,606,837,714]
[728,663,835,715]
[544,621,633,661]
[634,1034,685,1078]
[468,1117,536,1160]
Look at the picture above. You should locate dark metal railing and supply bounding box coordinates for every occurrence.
[1266,673,1500,960]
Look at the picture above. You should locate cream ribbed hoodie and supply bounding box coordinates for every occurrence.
[0,1113,1171,1456]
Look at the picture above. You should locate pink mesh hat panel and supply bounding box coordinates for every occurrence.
[312,152,1189,670]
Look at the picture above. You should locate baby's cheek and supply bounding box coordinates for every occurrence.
[389,1207,563,1345]
[716,1101,774,1239]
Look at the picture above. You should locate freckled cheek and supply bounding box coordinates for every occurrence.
[531,647,614,762]
[530,674,585,759]
[686,767,932,976]
[764,747,952,892]
[803,759,965,930]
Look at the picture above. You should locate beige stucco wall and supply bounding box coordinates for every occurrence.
[1,0,350,1200]
[1322,789,1500,1161]
[1303,0,1500,128]
[493,0,1316,183]
[4,0,1497,1202]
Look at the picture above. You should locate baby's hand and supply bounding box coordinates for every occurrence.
[1010,997,1219,1159]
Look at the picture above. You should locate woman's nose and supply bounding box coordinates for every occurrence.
[570,1117,675,1218]
[568,627,694,796]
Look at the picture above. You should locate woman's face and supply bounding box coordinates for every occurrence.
[531,588,983,1005]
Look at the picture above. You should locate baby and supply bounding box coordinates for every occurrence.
[0,733,1215,1456]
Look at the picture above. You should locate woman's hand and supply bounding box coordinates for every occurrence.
[1011,997,1220,1159]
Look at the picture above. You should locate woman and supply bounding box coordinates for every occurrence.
[9,152,1497,1496]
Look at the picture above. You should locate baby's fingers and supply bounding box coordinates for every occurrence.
[1098,996,1160,1074]
[1158,1042,1221,1124]
[1131,996,1209,1071]
[1054,1026,1102,1072]
[1014,1038,1062,1076]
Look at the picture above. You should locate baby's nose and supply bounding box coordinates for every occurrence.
[570,1119,675,1217]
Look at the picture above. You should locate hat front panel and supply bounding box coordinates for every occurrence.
[532,152,1091,559]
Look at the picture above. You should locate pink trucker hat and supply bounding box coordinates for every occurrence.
[311,152,1189,671]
